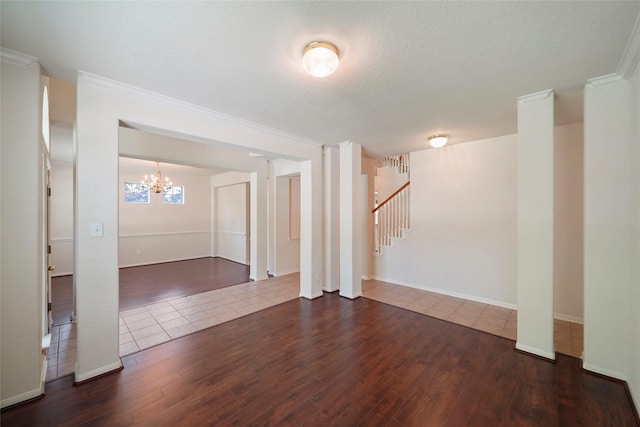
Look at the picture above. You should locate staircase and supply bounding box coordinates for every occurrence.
[374,154,410,253]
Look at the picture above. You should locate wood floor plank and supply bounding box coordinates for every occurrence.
[2,293,638,426]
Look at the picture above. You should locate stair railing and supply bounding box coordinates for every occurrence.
[373,181,410,252]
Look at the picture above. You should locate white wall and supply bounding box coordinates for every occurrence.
[50,163,74,275]
[375,134,518,307]
[0,55,46,407]
[374,124,585,318]
[215,182,249,264]
[119,170,212,267]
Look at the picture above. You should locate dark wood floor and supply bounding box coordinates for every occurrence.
[3,293,637,426]
[51,257,251,322]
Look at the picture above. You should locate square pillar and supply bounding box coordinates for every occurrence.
[339,141,362,299]
[516,89,555,360]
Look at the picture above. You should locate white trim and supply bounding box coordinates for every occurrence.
[213,230,248,237]
[515,342,556,361]
[119,230,211,239]
[517,89,553,104]
[77,71,323,148]
[582,362,627,382]
[74,360,123,383]
[119,255,212,269]
[628,381,640,420]
[362,275,372,280]
[339,291,363,300]
[51,237,73,243]
[0,47,37,67]
[586,73,625,88]
[553,312,583,324]
[52,271,73,278]
[0,386,43,409]
[273,268,300,277]
[372,275,518,310]
[299,290,323,300]
[0,355,46,409]
[617,14,640,79]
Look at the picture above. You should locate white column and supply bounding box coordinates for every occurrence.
[250,166,268,281]
[516,89,555,360]
[323,146,340,292]
[266,161,275,275]
[583,75,632,380]
[75,77,122,382]
[299,155,323,299]
[339,141,362,299]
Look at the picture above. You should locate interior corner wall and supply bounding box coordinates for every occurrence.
[50,163,74,276]
[374,134,518,307]
[0,59,46,407]
[583,77,633,382]
[118,172,212,267]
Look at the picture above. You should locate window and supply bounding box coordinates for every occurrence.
[163,186,184,204]
[124,182,149,203]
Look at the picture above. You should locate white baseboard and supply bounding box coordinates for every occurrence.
[339,290,363,300]
[119,255,212,269]
[582,361,627,382]
[628,381,639,420]
[299,290,323,300]
[553,312,584,324]
[273,268,300,277]
[52,271,73,278]
[0,358,46,409]
[372,275,517,310]
[515,342,556,361]
[74,360,123,383]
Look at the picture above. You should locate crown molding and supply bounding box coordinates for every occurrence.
[617,14,640,80]
[0,47,37,67]
[517,89,553,104]
[586,73,624,88]
[77,71,324,148]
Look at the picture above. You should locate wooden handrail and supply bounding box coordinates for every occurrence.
[372,181,410,213]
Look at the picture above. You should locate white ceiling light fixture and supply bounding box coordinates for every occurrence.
[428,134,449,148]
[303,41,339,78]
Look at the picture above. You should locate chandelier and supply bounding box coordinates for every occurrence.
[141,162,172,193]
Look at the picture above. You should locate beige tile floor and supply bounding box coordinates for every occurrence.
[118,274,300,356]
[46,322,77,381]
[362,279,584,358]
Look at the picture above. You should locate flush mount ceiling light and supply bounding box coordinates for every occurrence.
[428,134,450,148]
[303,41,339,77]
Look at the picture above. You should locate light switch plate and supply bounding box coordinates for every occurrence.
[90,222,103,237]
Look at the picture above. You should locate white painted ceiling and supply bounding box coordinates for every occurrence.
[2,2,639,157]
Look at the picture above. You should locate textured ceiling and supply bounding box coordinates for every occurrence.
[2,1,639,157]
